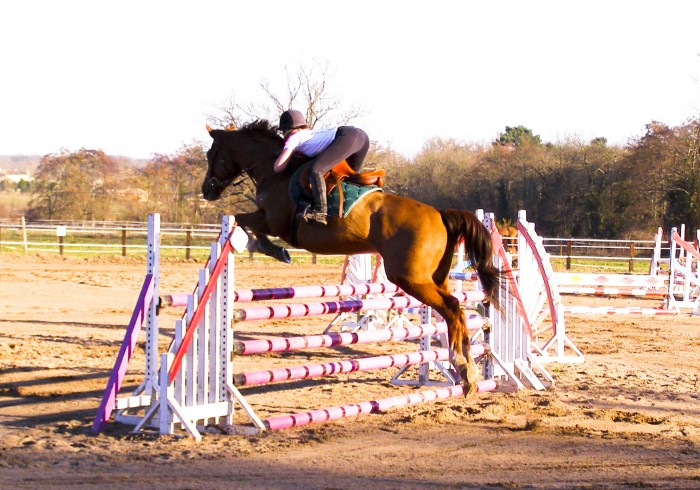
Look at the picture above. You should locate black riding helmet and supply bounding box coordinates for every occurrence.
[278,109,307,132]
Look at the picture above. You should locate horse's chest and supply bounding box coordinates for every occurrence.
[256,189,274,207]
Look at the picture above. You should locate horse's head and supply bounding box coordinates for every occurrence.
[202,125,243,201]
[201,121,284,201]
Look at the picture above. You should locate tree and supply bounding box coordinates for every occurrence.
[495,125,542,147]
[663,119,700,231]
[17,179,31,193]
[28,149,121,221]
[136,144,217,223]
[622,120,700,232]
[209,60,363,130]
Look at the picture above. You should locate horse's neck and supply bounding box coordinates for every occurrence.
[244,140,280,185]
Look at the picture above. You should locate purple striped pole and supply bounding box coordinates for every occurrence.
[263,379,498,430]
[234,295,422,322]
[234,282,401,303]
[162,284,487,312]
[234,291,488,322]
[235,345,487,386]
[158,283,403,309]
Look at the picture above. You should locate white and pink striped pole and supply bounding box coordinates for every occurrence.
[263,379,498,430]
[233,319,485,355]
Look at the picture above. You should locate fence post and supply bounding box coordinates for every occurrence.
[629,242,635,273]
[56,225,66,257]
[185,226,192,260]
[21,217,27,255]
[0,225,3,253]
[121,227,127,257]
[566,241,572,270]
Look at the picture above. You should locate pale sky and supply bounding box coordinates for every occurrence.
[1,0,699,159]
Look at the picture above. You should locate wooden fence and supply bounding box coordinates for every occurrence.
[0,218,668,271]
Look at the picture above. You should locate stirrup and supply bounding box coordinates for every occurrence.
[304,209,328,225]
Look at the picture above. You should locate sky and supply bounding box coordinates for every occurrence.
[1,0,699,160]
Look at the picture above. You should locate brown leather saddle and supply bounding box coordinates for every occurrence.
[298,160,385,216]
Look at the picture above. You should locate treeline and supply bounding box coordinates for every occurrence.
[380,120,700,238]
[15,118,700,238]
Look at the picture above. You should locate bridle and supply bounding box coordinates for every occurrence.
[206,140,274,191]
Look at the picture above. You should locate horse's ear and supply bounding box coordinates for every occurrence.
[224,123,237,132]
[206,124,214,135]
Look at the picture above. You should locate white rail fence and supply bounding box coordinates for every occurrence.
[0,218,680,270]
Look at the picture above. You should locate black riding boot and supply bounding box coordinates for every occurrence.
[306,171,328,225]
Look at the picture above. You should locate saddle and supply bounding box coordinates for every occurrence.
[298,161,385,217]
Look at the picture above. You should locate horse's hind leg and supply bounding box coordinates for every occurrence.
[392,279,480,396]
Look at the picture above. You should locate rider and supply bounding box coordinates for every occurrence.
[273,109,370,225]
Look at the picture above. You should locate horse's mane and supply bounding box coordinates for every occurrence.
[240,119,306,173]
[239,119,282,142]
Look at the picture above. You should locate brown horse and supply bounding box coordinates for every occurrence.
[496,223,518,255]
[202,120,500,394]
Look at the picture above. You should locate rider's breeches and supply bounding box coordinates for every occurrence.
[310,126,370,174]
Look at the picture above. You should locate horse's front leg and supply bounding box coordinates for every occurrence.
[234,209,271,234]
[235,210,291,264]
[245,232,291,263]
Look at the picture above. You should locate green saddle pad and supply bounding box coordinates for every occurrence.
[289,167,383,218]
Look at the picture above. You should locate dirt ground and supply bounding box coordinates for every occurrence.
[0,253,698,489]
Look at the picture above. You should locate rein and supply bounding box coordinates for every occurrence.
[242,160,274,187]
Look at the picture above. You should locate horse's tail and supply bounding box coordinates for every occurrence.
[440,209,501,308]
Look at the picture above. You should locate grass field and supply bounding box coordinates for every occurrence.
[0,191,30,218]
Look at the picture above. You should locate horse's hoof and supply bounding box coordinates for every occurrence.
[454,363,470,385]
[463,381,479,398]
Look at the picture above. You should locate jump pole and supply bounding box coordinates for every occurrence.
[233,322,450,355]
[232,291,486,322]
[160,282,402,308]
[325,254,395,333]
[262,380,498,430]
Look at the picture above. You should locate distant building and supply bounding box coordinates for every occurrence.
[0,168,33,183]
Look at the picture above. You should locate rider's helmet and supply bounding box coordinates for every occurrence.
[278,110,307,132]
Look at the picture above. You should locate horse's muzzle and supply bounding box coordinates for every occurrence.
[201,178,225,201]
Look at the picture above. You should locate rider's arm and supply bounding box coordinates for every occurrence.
[275,131,303,173]
[273,148,295,173]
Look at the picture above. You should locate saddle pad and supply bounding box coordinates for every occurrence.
[289,167,383,218]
